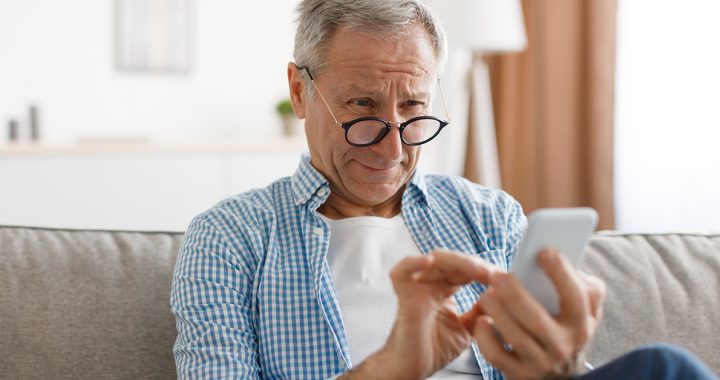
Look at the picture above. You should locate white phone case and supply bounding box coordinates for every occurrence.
[510,208,598,315]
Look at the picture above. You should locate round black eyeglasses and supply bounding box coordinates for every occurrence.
[300,66,451,147]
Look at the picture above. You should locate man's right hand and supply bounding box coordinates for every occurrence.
[341,250,498,380]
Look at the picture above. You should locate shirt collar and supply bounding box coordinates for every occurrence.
[291,153,430,207]
[403,167,430,207]
[291,154,330,206]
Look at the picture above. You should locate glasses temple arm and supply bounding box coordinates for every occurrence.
[310,80,341,126]
[436,77,451,124]
[300,66,341,126]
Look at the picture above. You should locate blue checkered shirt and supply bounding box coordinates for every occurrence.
[171,155,527,379]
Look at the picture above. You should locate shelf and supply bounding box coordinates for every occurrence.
[0,136,308,158]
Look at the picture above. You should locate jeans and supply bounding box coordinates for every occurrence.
[577,344,718,380]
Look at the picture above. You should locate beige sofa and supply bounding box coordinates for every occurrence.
[1,226,718,379]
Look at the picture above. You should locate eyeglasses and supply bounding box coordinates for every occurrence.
[300,66,451,147]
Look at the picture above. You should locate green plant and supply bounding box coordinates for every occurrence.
[275,99,294,116]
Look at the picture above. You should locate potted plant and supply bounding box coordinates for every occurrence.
[276,99,301,137]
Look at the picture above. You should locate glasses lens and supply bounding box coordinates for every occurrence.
[346,119,389,145]
[402,118,443,145]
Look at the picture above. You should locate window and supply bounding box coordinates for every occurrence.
[615,0,720,231]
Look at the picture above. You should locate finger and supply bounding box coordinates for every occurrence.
[539,250,594,349]
[390,255,434,283]
[473,315,529,380]
[459,300,486,333]
[578,271,606,321]
[479,288,555,374]
[414,250,497,284]
[489,272,570,363]
[537,249,589,323]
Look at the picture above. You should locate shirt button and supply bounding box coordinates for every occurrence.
[312,227,324,236]
[317,188,327,197]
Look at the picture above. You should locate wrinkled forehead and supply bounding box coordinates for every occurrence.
[310,23,434,70]
[331,73,436,99]
[321,24,439,90]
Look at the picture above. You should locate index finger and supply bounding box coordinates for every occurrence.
[390,255,435,282]
[413,249,498,285]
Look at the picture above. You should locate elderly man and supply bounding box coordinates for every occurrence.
[171,1,718,379]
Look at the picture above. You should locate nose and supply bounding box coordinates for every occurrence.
[368,109,404,160]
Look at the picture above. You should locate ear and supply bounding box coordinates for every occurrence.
[287,62,306,119]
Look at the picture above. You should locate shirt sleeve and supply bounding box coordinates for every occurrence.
[170,215,261,379]
[503,195,527,270]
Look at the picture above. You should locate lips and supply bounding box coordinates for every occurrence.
[357,162,395,172]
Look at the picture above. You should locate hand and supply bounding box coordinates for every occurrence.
[341,249,497,380]
[471,249,606,380]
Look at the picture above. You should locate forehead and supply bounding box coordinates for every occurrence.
[322,23,437,87]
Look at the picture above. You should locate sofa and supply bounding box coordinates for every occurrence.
[1,225,718,379]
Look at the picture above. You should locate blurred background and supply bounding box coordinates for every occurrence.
[0,0,718,232]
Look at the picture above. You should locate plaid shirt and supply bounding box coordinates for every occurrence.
[171,155,527,380]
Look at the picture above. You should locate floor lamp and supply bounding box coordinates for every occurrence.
[429,0,527,188]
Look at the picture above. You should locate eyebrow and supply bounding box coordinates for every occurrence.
[336,83,430,100]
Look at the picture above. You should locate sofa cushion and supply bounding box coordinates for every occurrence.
[580,232,720,373]
[0,226,183,379]
[3,226,719,377]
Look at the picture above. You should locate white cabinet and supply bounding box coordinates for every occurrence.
[0,139,306,231]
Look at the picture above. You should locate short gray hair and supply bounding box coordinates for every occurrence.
[293,0,447,81]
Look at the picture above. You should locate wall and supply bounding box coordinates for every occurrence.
[0,0,298,143]
[0,0,451,230]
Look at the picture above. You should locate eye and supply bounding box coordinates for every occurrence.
[404,100,425,107]
[350,99,372,107]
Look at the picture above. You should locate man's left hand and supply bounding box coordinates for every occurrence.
[471,249,606,380]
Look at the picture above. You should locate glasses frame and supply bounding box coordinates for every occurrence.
[299,66,451,147]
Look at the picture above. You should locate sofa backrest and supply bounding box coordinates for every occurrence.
[0,226,183,379]
[2,226,719,378]
[579,232,720,372]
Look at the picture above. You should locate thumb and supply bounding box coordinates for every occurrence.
[459,300,486,333]
[390,255,434,283]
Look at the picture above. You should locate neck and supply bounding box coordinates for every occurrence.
[317,188,404,219]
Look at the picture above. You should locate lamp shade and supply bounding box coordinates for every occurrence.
[428,0,527,53]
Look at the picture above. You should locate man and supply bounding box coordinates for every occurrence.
[171,1,718,379]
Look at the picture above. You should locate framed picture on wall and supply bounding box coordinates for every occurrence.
[114,0,193,73]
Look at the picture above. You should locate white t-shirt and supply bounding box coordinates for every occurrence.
[323,214,483,379]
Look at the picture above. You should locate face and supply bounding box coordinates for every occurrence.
[288,23,437,210]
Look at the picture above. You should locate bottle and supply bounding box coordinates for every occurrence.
[7,119,19,143]
[29,105,40,141]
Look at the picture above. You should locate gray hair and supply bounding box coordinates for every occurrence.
[293,0,447,84]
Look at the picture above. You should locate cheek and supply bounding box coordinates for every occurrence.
[404,146,420,164]
[306,113,342,149]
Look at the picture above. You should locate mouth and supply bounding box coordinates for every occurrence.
[357,161,395,172]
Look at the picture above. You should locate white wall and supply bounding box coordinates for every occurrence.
[0,0,452,172]
[0,0,299,143]
[0,0,452,230]
[615,0,720,232]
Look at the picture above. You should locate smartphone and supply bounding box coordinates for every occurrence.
[510,208,598,315]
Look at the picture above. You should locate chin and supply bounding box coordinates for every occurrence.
[350,182,402,205]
